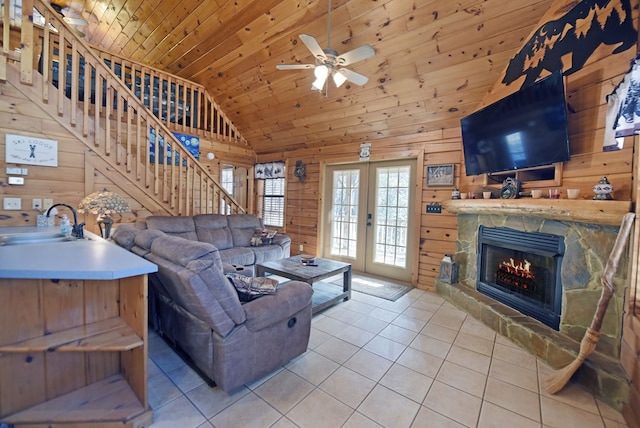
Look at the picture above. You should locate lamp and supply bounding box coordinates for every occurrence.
[78,188,131,239]
[332,70,347,87]
[311,65,329,91]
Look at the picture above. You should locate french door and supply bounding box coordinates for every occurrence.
[322,159,416,282]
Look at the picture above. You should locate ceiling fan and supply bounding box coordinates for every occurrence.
[49,0,88,37]
[276,0,375,92]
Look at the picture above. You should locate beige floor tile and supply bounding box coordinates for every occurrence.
[351,314,391,334]
[445,345,492,375]
[402,306,435,322]
[378,324,418,345]
[379,363,433,403]
[319,366,376,409]
[477,401,541,428]
[436,361,488,398]
[453,331,495,357]
[314,336,360,364]
[409,298,443,313]
[343,348,394,382]
[151,395,206,428]
[423,381,483,427]
[363,335,407,361]
[312,315,351,335]
[357,384,421,428]
[327,306,366,323]
[420,322,459,343]
[166,363,205,393]
[596,399,627,424]
[484,376,541,421]
[254,369,315,413]
[392,314,429,332]
[343,411,384,427]
[210,392,282,428]
[350,291,385,307]
[286,350,340,385]
[539,382,601,414]
[540,395,606,428]
[489,357,539,393]
[148,373,183,409]
[151,346,188,373]
[459,318,497,342]
[335,324,377,347]
[409,333,452,359]
[429,305,468,331]
[308,327,332,350]
[341,299,378,315]
[368,306,401,322]
[378,298,414,313]
[185,382,249,419]
[492,342,537,371]
[287,388,354,428]
[417,292,446,306]
[148,357,164,380]
[271,416,300,428]
[411,406,466,427]
[396,346,443,378]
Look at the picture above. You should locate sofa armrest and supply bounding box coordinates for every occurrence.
[271,234,291,257]
[242,281,312,332]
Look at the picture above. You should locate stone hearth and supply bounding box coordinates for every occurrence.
[438,199,632,410]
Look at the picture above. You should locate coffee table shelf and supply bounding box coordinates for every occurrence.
[256,255,351,314]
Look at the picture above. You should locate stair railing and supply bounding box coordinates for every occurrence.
[1,0,244,216]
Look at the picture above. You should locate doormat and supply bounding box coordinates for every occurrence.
[335,274,412,302]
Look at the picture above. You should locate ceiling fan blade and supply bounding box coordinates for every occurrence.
[299,34,327,62]
[336,44,375,66]
[339,68,369,86]
[276,64,315,70]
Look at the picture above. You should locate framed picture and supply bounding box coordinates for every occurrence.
[426,164,454,186]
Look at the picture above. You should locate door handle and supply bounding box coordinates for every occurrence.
[366,213,372,226]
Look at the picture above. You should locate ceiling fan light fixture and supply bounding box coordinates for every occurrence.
[333,70,347,87]
[312,65,329,90]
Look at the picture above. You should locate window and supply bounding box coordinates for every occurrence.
[262,178,285,227]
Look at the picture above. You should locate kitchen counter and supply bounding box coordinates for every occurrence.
[0,226,157,279]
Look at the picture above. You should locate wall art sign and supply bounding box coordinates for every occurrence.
[426,164,455,186]
[5,134,58,167]
[359,143,371,161]
[149,129,200,165]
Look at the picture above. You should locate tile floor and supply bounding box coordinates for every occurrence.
[147,286,630,428]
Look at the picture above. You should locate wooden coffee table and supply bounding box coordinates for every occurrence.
[256,255,352,314]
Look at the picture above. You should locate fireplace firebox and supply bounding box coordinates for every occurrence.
[477,226,564,330]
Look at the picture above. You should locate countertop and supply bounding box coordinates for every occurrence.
[0,226,157,280]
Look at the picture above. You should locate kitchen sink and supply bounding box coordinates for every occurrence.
[0,231,80,246]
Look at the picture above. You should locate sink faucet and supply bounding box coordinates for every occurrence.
[46,203,85,239]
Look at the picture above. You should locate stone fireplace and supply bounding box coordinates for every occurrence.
[437,199,632,410]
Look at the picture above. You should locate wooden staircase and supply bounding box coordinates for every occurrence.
[1,0,245,216]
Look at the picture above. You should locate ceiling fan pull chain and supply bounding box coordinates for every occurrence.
[327,0,331,48]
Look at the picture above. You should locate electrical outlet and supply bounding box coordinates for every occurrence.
[43,198,54,210]
[299,244,304,252]
[32,198,42,210]
[3,197,22,210]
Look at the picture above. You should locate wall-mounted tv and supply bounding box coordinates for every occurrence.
[461,70,571,177]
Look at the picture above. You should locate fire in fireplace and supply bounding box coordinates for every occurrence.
[477,226,564,330]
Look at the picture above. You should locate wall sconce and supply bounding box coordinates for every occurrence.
[294,160,306,183]
[78,188,131,239]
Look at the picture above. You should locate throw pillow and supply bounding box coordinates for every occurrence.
[226,273,279,302]
[250,228,278,246]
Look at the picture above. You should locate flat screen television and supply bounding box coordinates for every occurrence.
[461,70,571,177]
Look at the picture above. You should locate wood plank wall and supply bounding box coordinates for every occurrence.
[0,76,254,233]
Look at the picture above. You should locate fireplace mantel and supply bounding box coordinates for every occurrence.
[442,199,631,225]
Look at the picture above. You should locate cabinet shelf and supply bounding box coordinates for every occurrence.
[0,317,143,352]
[2,374,151,426]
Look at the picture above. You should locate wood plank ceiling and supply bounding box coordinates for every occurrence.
[63,0,554,155]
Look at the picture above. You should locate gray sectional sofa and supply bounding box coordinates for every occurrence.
[143,214,291,274]
[111,215,312,392]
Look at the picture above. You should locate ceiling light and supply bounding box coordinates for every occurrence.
[311,65,329,91]
[333,70,347,87]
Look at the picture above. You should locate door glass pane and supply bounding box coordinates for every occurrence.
[330,170,359,258]
[374,166,410,267]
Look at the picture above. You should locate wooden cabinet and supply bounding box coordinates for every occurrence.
[0,275,152,427]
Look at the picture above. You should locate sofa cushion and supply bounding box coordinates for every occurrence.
[146,216,197,240]
[194,214,234,250]
[150,235,222,268]
[110,225,139,250]
[227,214,263,247]
[251,244,284,264]
[219,247,256,267]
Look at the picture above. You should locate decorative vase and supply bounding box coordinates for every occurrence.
[593,176,613,200]
[451,188,460,200]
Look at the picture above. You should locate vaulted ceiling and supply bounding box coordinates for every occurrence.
[62,0,554,155]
